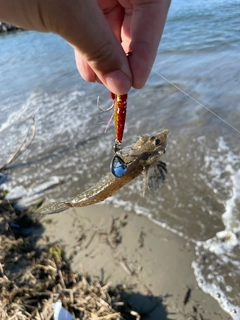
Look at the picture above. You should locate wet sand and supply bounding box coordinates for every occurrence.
[41,204,231,320]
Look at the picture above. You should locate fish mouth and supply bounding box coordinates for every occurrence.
[162,129,170,136]
[156,129,170,152]
[156,147,166,155]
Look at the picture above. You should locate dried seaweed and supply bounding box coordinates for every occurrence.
[0,190,137,320]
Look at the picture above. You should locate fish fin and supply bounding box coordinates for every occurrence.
[147,161,167,193]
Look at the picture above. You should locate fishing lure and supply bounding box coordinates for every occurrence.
[98,92,128,150]
[98,92,128,178]
[110,92,128,178]
[110,92,128,152]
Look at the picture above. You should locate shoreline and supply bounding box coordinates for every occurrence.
[41,204,231,320]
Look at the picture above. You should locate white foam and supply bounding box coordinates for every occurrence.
[0,92,37,133]
[192,261,240,320]
[192,136,240,319]
[203,137,240,253]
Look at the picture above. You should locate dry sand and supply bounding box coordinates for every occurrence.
[41,204,231,320]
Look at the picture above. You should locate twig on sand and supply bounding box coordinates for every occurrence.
[119,257,153,296]
[8,311,23,320]
[85,230,97,249]
[183,287,191,305]
[138,230,145,248]
[58,269,66,289]
[0,115,36,171]
[130,310,141,320]
[92,312,121,319]
[137,278,153,296]
[119,258,135,276]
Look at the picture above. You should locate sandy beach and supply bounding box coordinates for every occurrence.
[41,204,231,320]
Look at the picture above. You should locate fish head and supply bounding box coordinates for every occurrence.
[143,129,170,155]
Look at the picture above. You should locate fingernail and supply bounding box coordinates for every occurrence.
[104,70,131,94]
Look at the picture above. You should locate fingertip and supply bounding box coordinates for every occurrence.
[102,70,132,95]
[127,48,151,89]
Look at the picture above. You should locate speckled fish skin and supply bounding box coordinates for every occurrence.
[36,129,169,215]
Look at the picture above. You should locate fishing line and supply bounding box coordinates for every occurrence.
[151,68,240,135]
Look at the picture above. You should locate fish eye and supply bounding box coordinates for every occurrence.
[155,138,161,145]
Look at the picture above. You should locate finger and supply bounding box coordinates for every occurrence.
[122,0,171,89]
[75,50,97,83]
[76,0,125,85]
[55,0,132,94]
[98,0,124,41]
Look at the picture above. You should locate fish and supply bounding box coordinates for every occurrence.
[36,129,169,215]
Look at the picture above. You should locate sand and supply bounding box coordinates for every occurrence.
[41,204,231,320]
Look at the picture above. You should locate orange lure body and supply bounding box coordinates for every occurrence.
[110,92,128,145]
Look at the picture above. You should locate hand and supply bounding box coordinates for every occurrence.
[0,0,171,94]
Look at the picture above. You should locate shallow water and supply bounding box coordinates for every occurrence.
[1,0,240,318]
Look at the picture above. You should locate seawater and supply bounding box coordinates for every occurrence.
[0,0,240,318]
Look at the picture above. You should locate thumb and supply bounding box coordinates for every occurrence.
[74,47,132,95]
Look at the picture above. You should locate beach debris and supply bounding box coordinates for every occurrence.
[136,279,153,297]
[192,305,198,313]
[119,258,135,276]
[0,115,35,171]
[96,215,153,298]
[0,189,138,320]
[84,230,97,249]
[183,287,191,305]
[138,231,145,248]
[109,217,122,246]
[98,217,123,250]
[130,310,141,320]
[99,232,117,250]
[120,214,128,227]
